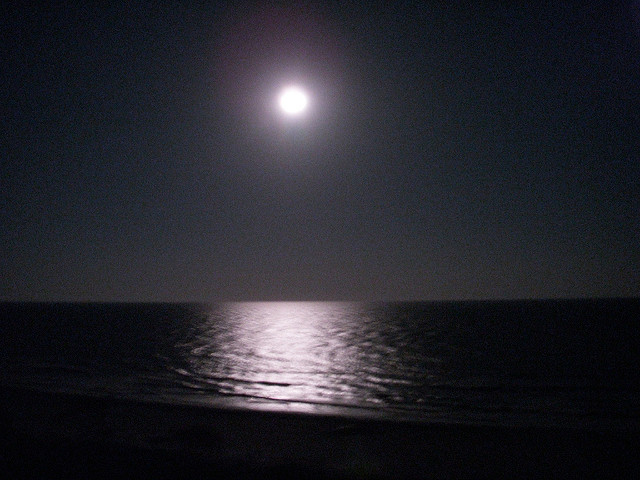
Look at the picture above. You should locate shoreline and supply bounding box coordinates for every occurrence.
[2,386,639,479]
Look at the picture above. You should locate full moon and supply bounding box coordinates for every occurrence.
[278,86,308,115]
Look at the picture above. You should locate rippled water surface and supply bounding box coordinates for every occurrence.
[2,299,639,427]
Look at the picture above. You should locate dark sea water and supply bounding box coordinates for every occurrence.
[1,299,639,429]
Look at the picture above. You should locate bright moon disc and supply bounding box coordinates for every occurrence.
[279,87,308,115]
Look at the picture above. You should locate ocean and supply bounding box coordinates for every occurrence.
[1,299,639,430]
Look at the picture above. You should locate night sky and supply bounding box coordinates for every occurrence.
[2,1,639,301]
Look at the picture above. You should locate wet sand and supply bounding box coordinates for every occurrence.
[1,386,639,479]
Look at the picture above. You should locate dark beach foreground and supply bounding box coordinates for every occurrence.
[1,387,639,479]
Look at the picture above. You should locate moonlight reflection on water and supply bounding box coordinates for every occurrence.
[179,302,410,408]
[2,301,638,426]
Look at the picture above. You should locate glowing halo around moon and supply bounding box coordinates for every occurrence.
[278,86,309,115]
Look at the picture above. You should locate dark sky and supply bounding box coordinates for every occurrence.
[2,1,639,301]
